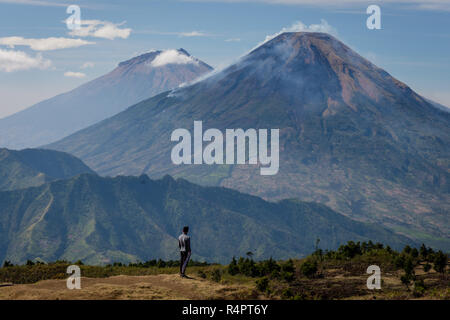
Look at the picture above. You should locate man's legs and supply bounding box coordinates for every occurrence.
[180,251,187,275]
[181,251,191,276]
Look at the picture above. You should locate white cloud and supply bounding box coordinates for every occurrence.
[81,61,95,69]
[138,30,211,37]
[0,36,94,51]
[150,50,199,67]
[0,48,51,72]
[68,20,132,40]
[179,31,208,37]
[64,71,86,78]
[0,0,68,7]
[225,38,241,42]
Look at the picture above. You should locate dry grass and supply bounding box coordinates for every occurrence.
[0,273,256,300]
[0,259,448,300]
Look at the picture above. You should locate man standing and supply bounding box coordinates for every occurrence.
[178,226,191,278]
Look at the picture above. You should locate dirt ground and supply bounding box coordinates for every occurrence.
[0,266,447,300]
[0,274,254,300]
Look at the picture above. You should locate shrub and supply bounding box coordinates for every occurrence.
[197,270,207,279]
[259,258,280,277]
[403,245,412,255]
[281,271,294,282]
[156,259,166,268]
[394,255,405,269]
[281,288,293,299]
[419,244,428,259]
[211,269,222,283]
[400,274,411,290]
[337,241,362,259]
[255,277,269,292]
[281,259,295,273]
[423,263,431,272]
[300,260,317,278]
[228,257,239,276]
[270,269,280,279]
[237,258,258,277]
[280,259,295,282]
[413,279,426,297]
[2,261,13,268]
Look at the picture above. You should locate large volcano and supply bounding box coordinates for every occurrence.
[47,32,450,249]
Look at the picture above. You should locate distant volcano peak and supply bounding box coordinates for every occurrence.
[232,30,413,112]
[118,48,193,68]
[275,31,336,41]
[177,48,190,56]
[0,48,212,149]
[118,50,161,67]
[249,32,354,63]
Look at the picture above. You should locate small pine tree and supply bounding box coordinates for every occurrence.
[401,274,411,290]
[394,255,406,269]
[433,251,447,275]
[228,257,239,276]
[402,245,412,255]
[280,259,295,282]
[156,259,166,268]
[419,243,428,260]
[400,256,416,290]
[2,260,13,268]
[403,257,415,278]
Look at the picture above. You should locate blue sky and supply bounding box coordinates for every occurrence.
[0,0,449,118]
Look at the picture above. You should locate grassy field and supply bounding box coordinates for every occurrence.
[0,242,448,300]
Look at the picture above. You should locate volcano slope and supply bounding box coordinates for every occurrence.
[47,32,450,249]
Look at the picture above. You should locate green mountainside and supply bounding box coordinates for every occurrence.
[0,148,95,191]
[0,173,413,265]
